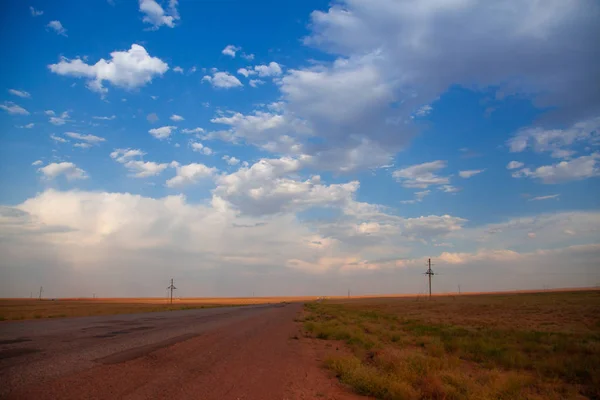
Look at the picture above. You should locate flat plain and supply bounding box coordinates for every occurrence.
[302,290,600,399]
[0,297,317,321]
[1,289,598,399]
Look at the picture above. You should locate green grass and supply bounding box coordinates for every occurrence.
[302,291,600,399]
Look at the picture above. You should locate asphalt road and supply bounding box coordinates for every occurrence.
[0,304,299,399]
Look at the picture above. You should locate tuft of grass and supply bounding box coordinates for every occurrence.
[326,355,418,399]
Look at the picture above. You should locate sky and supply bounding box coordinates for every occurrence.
[0,0,599,298]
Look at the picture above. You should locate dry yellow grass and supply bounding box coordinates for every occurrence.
[302,290,600,399]
[0,296,313,321]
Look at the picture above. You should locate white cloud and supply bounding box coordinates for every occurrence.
[50,134,68,143]
[530,194,560,201]
[460,211,600,253]
[237,68,255,78]
[214,156,359,216]
[415,190,430,200]
[207,0,593,173]
[32,160,43,166]
[0,102,29,115]
[8,89,31,98]
[403,215,466,237]
[170,114,184,121]
[400,189,430,204]
[241,53,255,61]
[49,44,169,94]
[392,160,449,188]
[439,185,461,193]
[30,6,43,16]
[92,115,116,120]
[17,123,35,129]
[181,127,204,134]
[304,0,599,125]
[139,0,180,29]
[110,148,146,163]
[44,110,55,116]
[2,189,598,296]
[166,163,216,187]
[50,118,65,126]
[124,161,170,178]
[459,169,485,178]
[110,148,169,178]
[38,162,87,180]
[74,143,92,149]
[512,154,600,184]
[173,66,184,73]
[239,62,283,78]
[208,110,307,147]
[49,111,70,125]
[508,117,600,158]
[190,142,213,155]
[47,20,67,36]
[64,132,106,144]
[507,161,524,170]
[148,125,176,140]
[415,104,433,117]
[249,79,265,88]
[222,155,240,166]
[276,56,405,171]
[254,62,283,77]
[222,45,240,58]
[202,71,243,89]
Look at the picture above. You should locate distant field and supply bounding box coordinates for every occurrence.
[301,290,600,399]
[0,296,313,321]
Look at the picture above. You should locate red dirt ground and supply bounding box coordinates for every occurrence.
[8,303,366,400]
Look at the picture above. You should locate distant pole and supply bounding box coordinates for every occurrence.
[38,286,43,301]
[348,289,350,298]
[424,259,435,299]
[458,285,461,295]
[167,278,177,305]
[93,293,96,299]
[30,292,32,298]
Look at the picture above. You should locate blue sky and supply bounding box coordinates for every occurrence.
[0,0,599,297]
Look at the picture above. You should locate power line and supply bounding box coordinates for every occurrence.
[423,258,435,299]
[167,278,177,305]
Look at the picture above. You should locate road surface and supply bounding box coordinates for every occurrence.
[0,303,361,399]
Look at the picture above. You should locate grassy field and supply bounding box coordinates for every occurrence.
[301,290,600,400]
[0,296,312,321]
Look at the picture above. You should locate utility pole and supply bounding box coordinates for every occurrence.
[348,289,350,299]
[424,259,435,299]
[458,284,461,295]
[167,278,176,305]
[38,286,43,301]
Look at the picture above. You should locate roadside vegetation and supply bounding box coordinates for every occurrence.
[302,291,600,399]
